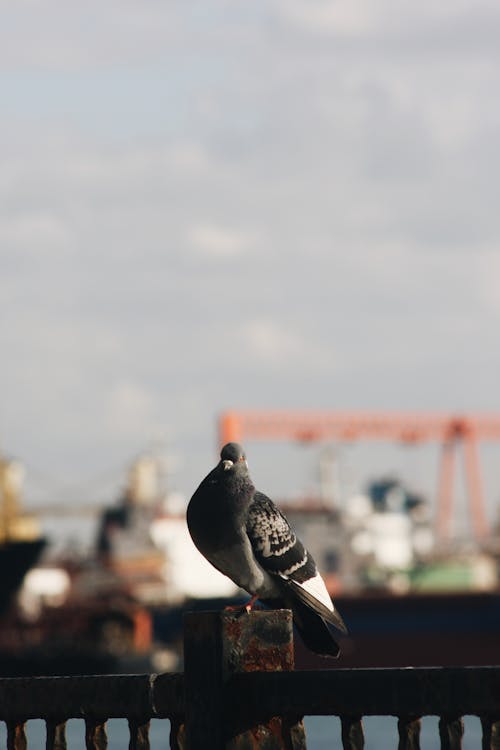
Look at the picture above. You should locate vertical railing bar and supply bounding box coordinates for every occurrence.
[6,721,27,750]
[341,715,364,750]
[169,717,185,750]
[85,718,108,750]
[45,719,67,750]
[438,716,464,750]
[398,717,421,750]
[127,718,150,750]
[282,715,308,750]
[480,717,500,750]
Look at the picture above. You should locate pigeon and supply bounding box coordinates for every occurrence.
[187,442,347,657]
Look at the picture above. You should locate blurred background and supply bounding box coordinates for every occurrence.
[1,0,500,675]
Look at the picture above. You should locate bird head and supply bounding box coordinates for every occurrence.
[220,442,248,472]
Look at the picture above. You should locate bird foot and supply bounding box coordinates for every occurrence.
[244,594,260,612]
[224,594,260,615]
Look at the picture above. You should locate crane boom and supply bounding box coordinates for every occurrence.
[218,410,500,541]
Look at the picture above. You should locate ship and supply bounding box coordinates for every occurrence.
[0,456,46,614]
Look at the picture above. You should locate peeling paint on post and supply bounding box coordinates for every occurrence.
[6,721,27,750]
[182,610,307,749]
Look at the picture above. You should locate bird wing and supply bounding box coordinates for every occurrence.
[246,492,347,634]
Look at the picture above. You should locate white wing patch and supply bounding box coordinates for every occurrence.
[296,571,335,613]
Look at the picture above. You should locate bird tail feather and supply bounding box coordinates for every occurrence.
[287,578,348,634]
[290,599,341,658]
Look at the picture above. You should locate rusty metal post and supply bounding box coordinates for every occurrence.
[183,609,307,749]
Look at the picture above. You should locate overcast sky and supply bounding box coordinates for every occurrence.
[1,1,500,524]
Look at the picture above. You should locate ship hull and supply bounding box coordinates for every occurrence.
[0,539,46,614]
[295,590,500,668]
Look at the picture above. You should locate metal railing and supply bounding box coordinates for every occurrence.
[0,673,183,749]
[0,611,498,749]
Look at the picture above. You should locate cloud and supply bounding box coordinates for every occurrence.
[271,0,375,35]
[243,318,304,363]
[1,0,500,507]
[476,250,500,316]
[0,211,73,255]
[271,0,500,56]
[0,2,184,70]
[187,224,250,258]
[105,380,156,437]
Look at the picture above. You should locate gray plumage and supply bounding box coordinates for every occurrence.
[187,442,347,656]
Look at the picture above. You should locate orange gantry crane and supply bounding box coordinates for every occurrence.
[219,410,500,542]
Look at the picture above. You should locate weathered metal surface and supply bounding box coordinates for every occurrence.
[286,717,308,750]
[183,610,306,749]
[438,717,463,750]
[341,716,364,750]
[128,718,150,750]
[225,715,304,750]
[0,673,184,721]
[221,608,294,676]
[6,721,27,750]
[397,717,421,750]
[46,719,67,750]
[85,718,108,750]
[229,666,500,717]
[151,673,185,719]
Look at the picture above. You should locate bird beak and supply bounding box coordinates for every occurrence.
[222,460,234,471]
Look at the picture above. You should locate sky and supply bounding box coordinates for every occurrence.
[1,1,500,527]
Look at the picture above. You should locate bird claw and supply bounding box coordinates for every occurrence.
[224,594,260,616]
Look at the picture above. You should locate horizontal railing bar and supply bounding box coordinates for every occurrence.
[0,674,184,722]
[228,667,500,719]
[1,666,499,729]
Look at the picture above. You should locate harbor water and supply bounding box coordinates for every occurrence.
[1,714,482,749]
